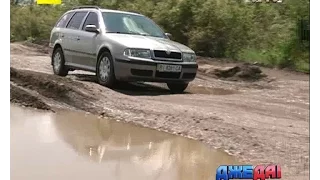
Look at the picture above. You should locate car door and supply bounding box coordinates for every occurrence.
[77,12,101,71]
[64,11,88,67]
[51,12,74,64]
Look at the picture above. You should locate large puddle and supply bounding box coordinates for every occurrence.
[11,105,237,180]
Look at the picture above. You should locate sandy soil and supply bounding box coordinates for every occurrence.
[10,42,309,180]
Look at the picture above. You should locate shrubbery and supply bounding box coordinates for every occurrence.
[10,0,309,72]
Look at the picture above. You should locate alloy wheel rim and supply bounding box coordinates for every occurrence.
[53,52,61,72]
[99,57,111,81]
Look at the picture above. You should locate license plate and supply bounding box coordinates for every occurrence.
[157,64,182,72]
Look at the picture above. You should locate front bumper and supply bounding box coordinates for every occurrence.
[114,58,198,83]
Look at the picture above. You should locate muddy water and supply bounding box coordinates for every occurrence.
[11,105,237,180]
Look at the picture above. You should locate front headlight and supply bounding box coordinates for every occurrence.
[183,53,196,62]
[124,49,151,59]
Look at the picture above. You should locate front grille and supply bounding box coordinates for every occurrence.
[153,50,182,60]
[155,71,181,79]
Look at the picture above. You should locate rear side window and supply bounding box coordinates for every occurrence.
[66,12,88,30]
[82,12,99,30]
[56,12,74,28]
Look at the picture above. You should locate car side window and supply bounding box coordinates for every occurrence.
[66,12,88,30]
[55,12,74,28]
[82,12,99,30]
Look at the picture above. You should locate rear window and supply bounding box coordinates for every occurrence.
[66,12,88,30]
[55,12,74,28]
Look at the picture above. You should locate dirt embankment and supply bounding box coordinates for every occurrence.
[10,43,310,180]
[10,84,51,110]
[10,67,100,113]
[198,63,267,81]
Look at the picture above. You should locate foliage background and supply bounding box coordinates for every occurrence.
[10,0,310,72]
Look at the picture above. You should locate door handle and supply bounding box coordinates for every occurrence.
[60,34,64,38]
[76,36,80,41]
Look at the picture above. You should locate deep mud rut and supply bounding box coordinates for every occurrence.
[10,43,309,180]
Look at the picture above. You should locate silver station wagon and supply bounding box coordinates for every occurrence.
[49,6,198,93]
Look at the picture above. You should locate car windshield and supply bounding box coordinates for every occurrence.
[102,12,165,38]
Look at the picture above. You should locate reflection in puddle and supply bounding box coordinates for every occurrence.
[11,105,238,180]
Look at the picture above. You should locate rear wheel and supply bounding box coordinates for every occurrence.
[96,51,116,88]
[52,47,68,76]
[167,82,189,94]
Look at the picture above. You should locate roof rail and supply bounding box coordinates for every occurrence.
[72,6,100,10]
[130,11,141,14]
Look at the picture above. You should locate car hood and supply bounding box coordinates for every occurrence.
[105,33,194,53]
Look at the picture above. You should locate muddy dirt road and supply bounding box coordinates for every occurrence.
[10,43,309,180]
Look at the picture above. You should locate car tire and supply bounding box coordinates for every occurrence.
[96,51,116,88]
[167,82,189,94]
[52,47,68,76]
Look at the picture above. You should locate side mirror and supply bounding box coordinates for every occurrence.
[84,25,99,33]
[165,33,172,39]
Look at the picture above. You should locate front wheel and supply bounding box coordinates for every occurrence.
[167,82,189,94]
[96,51,116,88]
